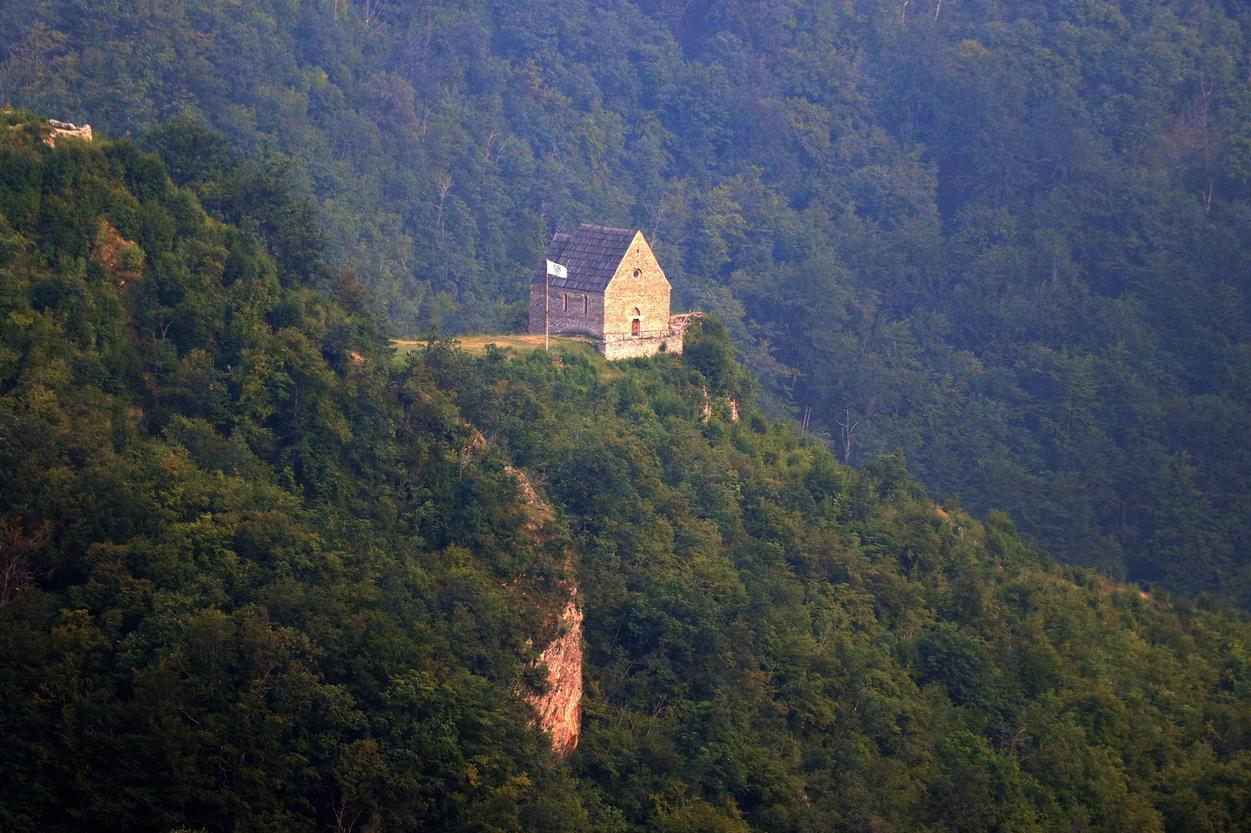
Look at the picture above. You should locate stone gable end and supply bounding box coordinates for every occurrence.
[602,232,670,338]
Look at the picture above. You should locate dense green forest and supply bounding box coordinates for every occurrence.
[4,112,1251,832]
[3,0,1249,601]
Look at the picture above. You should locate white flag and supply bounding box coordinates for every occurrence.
[546,259,568,279]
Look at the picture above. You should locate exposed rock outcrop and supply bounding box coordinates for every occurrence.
[504,463,583,756]
[526,597,583,756]
[44,119,93,146]
[503,465,554,530]
[458,428,487,473]
[90,220,142,289]
[699,386,741,423]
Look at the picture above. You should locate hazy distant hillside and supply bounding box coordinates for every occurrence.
[3,114,1251,831]
[3,2,1251,599]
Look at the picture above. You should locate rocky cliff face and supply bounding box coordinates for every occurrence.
[44,119,93,146]
[506,464,583,756]
[526,596,583,756]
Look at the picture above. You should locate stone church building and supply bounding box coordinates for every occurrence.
[529,224,692,360]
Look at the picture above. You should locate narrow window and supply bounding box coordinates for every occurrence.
[561,292,568,312]
[631,308,641,336]
[581,294,588,315]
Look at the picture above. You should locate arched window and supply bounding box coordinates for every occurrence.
[631,307,641,336]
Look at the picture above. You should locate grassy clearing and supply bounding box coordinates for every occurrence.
[390,334,601,362]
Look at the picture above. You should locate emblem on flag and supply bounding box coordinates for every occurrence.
[546,259,567,279]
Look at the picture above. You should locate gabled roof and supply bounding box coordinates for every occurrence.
[531,224,639,293]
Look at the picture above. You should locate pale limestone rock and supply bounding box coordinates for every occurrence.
[45,119,93,147]
[527,598,583,756]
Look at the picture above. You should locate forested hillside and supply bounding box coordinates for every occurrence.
[3,113,1251,832]
[4,0,1248,601]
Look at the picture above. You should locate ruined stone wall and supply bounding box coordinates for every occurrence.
[601,329,683,360]
[602,232,670,339]
[528,283,604,337]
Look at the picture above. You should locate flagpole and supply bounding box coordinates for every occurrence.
[543,257,566,351]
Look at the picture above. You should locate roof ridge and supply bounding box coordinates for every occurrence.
[577,222,637,234]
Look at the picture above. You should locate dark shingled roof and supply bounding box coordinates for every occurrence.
[531,224,638,293]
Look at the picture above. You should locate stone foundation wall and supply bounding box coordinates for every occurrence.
[601,326,684,360]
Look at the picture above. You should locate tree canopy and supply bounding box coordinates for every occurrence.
[2,115,1251,831]
[4,0,1249,600]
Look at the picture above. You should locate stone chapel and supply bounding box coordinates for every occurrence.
[529,224,695,360]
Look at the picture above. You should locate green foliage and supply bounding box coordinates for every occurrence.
[5,0,1250,600]
[411,319,1251,833]
[2,104,1251,832]
[0,118,577,832]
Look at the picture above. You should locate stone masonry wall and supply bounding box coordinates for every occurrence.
[601,329,683,360]
[528,283,604,337]
[602,232,670,340]
[527,230,684,360]
[598,232,675,360]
